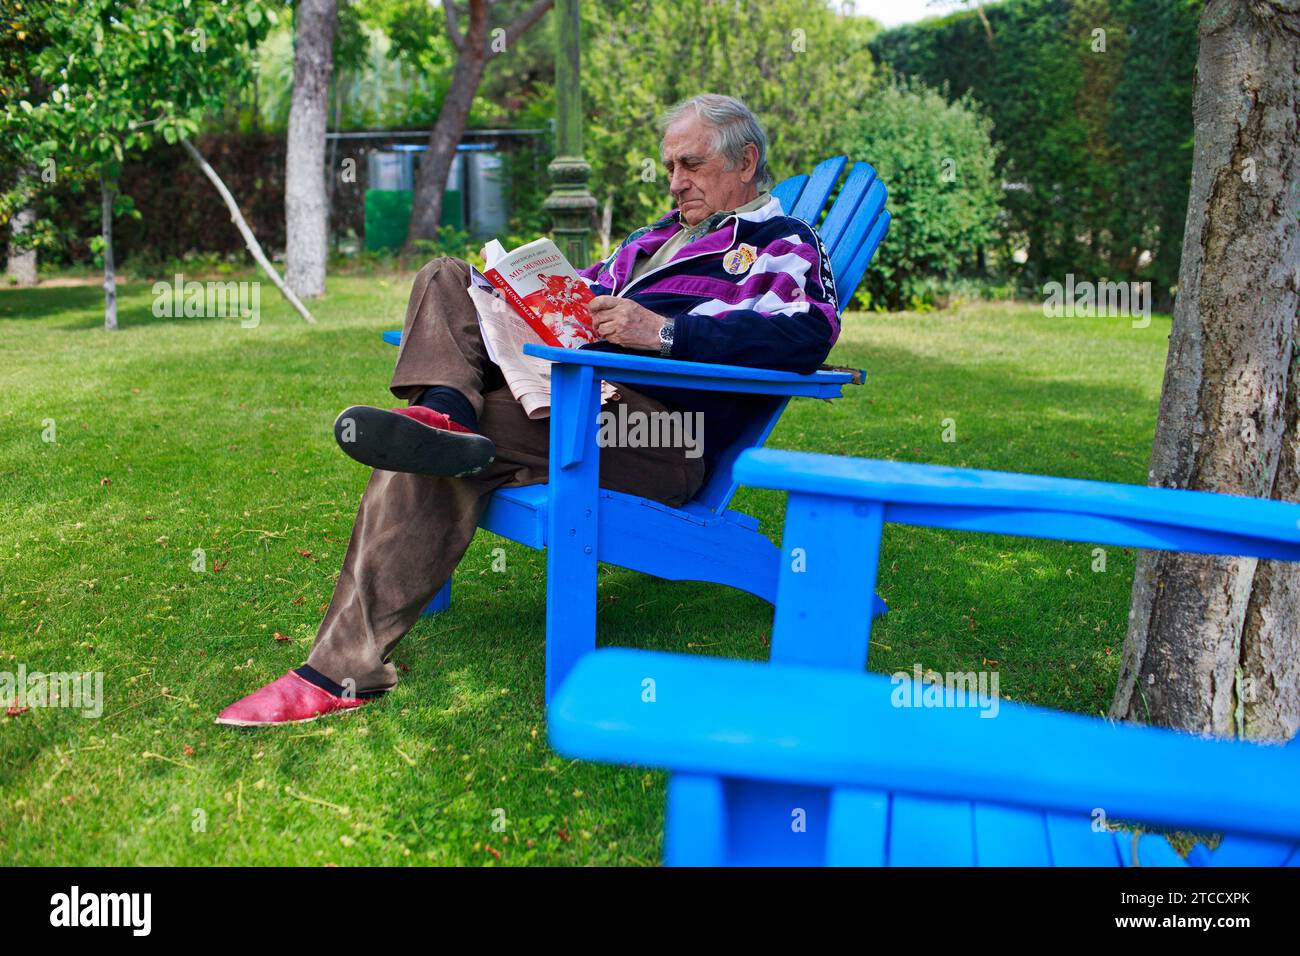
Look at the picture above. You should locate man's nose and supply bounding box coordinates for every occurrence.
[668,166,690,196]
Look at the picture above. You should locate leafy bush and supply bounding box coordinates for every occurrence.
[839,78,1003,310]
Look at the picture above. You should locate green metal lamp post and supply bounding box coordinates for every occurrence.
[543,0,596,266]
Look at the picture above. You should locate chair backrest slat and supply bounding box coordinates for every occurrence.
[789,156,847,224]
[819,161,878,258]
[830,180,888,302]
[770,174,808,217]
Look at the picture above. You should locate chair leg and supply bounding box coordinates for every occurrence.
[421,579,451,617]
[544,364,602,705]
[666,774,728,866]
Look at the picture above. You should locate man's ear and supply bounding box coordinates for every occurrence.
[742,143,759,183]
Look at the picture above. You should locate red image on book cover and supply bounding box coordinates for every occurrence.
[517,273,599,348]
[483,237,601,349]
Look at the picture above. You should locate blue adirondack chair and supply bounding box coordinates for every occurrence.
[382,156,891,701]
[550,449,1300,866]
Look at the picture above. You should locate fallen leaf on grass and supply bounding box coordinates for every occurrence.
[6,705,30,718]
[291,596,305,606]
[274,632,291,642]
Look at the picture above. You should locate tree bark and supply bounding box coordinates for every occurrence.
[181,137,318,325]
[7,164,39,286]
[1111,0,1300,740]
[6,202,38,286]
[403,0,553,251]
[101,173,117,332]
[285,0,337,298]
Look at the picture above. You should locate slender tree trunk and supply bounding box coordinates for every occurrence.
[285,0,337,298]
[1111,0,1300,740]
[404,10,490,250]
[6,202,38,286]
[181,137,317,325]
[101,173,117,332]
[403,0,554,251]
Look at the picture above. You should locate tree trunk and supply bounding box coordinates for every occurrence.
[7,164,39,286]
[403,0,554,252]
[6,202,38,286]
[404,5,490,251]
[181,137,318,325]
[285,0,337,298]
[101,173,118,332]
[1111,0,1300,740]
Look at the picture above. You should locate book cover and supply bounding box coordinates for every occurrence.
[482,237,600,349]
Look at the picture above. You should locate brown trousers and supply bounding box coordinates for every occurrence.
[306,257,707,692]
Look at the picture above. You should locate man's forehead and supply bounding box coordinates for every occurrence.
[660,122,715,163]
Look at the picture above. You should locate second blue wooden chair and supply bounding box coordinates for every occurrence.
[550,449,1300,865]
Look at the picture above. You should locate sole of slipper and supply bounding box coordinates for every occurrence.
[213,704,367,728]
[333,405,496,477]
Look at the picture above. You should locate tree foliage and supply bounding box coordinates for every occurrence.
[580,0,881,247]
[2,0,277,248]
[1,0,277,324]
[871,0,1200,301]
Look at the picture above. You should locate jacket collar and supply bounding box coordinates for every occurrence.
[607,194,781,293]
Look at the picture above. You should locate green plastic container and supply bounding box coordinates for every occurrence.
[364,189,464,251]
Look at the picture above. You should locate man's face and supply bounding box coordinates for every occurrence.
[661,115,759,227]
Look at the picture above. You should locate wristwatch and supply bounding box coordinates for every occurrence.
[658,318,675,357]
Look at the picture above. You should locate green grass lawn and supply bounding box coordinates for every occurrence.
[0,273,1169,865]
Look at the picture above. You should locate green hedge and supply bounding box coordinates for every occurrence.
[871,0,1200,303]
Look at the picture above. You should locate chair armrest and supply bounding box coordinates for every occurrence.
[523,343,858,399]
[550,649,1300,843]
[734,448,1300,561]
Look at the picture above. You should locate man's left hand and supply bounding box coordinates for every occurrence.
[589,296,665,351]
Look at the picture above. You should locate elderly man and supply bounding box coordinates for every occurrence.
[217,93,840,726]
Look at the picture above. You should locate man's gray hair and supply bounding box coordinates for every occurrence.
[658,94,774,191]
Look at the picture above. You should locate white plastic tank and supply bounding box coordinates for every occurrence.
[465,151,507,239]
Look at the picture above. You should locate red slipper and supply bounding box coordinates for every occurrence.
[214,671,369,727]
[333,405,496,477]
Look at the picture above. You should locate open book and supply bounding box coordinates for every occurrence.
[468,237,618,419]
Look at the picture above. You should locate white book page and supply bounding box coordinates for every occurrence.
[468,263,617,420]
